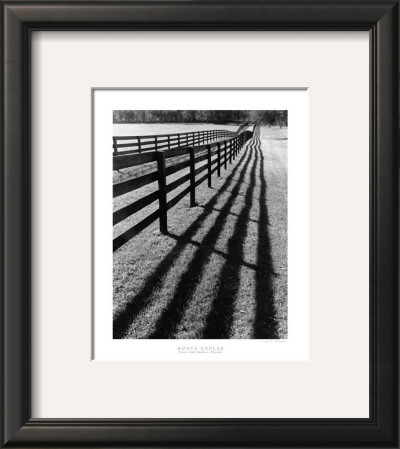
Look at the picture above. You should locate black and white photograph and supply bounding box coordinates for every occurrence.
[112,109,288,340]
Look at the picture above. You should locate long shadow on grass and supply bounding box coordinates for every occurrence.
[113,141,252,338]
[201,134,279,339]
[253,134,279,339]
[147,141,256,339]
[201,142,259,338]
[198,205,259,223]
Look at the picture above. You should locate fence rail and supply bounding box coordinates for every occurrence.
[113,128,255,251]
[113,128,238,155]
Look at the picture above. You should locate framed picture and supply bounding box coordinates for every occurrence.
[94,88,307,361]
[1,1,398,448]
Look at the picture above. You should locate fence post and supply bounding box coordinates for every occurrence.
[217,142,221,177]
[156,151,168,234]
[189,147,196,207]
[207,145,212,188]
[229,141,232,164]
[178,134,181,147]
[155,136,158,151]
[137,136,142,153]
[113,137,118,154]
[224,141,227,169]
[167,135,170,150]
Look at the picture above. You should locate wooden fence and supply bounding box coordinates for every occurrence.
[113,129,255,251]
[113,128,237,155]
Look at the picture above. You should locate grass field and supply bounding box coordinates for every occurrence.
[114,122,238,136]
[113,125,287,339]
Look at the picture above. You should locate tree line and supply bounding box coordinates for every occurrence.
[113,110,287,127]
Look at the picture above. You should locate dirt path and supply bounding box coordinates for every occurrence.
[113,127,288,339]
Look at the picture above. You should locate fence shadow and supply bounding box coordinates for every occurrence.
[201,142,259,338]
[195,135,279,339]
[253,135,279,339]
[113,143,252,338]
[147,141,255,339]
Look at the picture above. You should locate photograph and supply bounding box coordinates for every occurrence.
[112,109,288,340]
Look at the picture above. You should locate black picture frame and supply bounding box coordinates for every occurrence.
[1,1,398,447]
